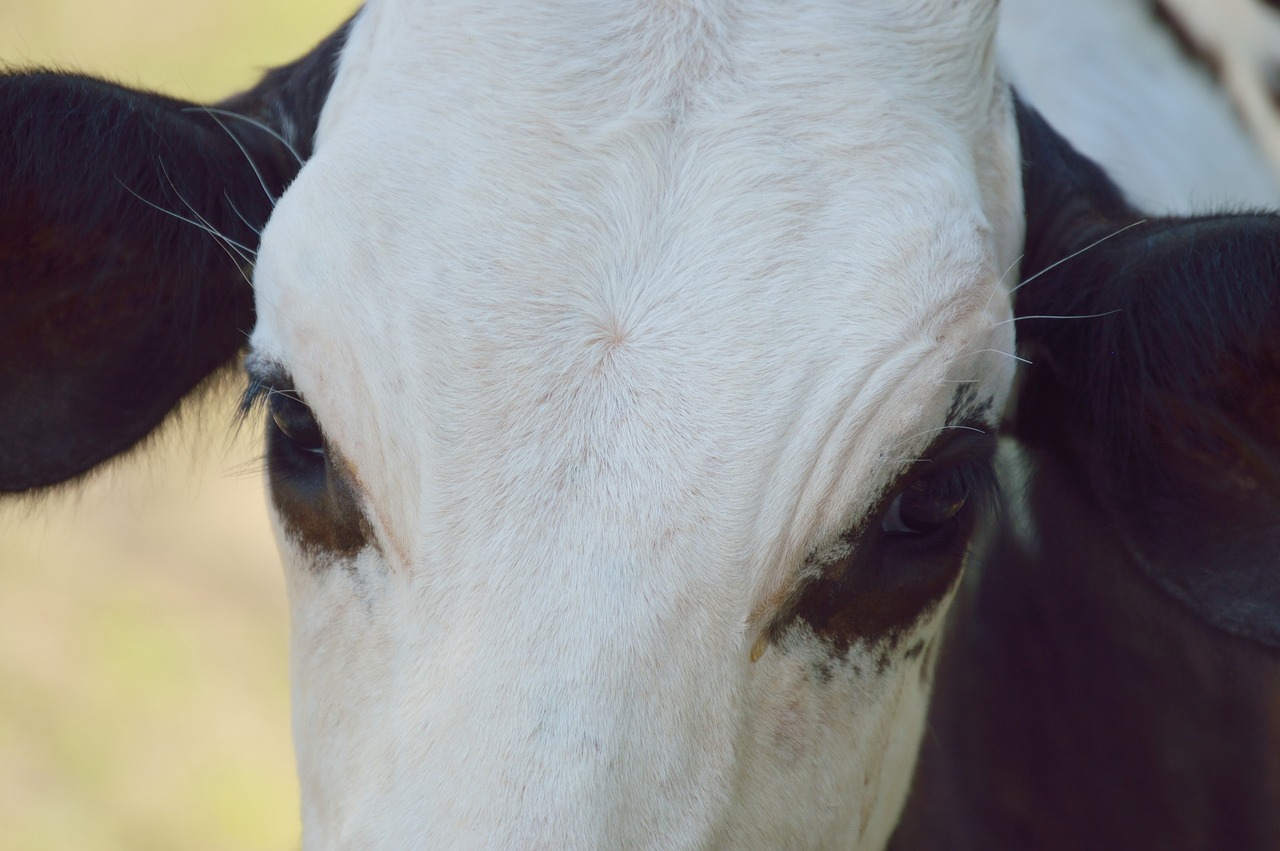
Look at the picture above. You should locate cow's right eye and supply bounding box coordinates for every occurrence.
[881,466,971,537]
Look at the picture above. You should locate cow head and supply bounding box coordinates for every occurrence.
[1,2,1020,847]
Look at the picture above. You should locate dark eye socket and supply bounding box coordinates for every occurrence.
[268,392,325,456]
[881,464,977,537]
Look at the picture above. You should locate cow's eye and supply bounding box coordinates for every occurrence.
[269,392,325,456]
[882,466,971,536]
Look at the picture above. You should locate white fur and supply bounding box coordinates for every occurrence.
[250,1,1019,847]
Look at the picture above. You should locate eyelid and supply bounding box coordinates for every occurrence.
[240,358,301,417]
[921,424,996,466]
[889,427,1000,514]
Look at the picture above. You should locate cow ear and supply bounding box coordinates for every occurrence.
[0,21,350,494]
[1010,96,1280,646]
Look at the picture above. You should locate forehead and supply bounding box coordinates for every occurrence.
[251,0,1017,561]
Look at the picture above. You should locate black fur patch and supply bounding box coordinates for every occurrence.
[0,19,352,493]
[1014,95,1280,646]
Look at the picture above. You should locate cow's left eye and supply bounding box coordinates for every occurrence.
[882,466,971,536]
[269,392,325,456]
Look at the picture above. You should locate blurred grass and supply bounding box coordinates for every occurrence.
[0,2,359,849]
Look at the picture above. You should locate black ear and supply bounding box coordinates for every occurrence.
[1011,96,1280,646]
[0,21,350,493]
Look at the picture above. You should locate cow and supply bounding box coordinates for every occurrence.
[3,1,1276,848]
[2,2,1023,847]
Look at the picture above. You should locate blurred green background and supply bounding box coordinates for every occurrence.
[0,2,359,849]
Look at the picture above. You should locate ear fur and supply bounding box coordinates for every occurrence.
[1012,96,1280,646]
[0,20,350,493]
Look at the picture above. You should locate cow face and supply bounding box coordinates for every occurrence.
[1,1,1019,847]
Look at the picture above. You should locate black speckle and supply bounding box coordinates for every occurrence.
[947,385,994,430]
[812,659,834,685]
[876,649,892,675]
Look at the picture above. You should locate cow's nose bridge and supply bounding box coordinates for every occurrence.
[355,608,745,848]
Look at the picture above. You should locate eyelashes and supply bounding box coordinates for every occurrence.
[240,374,328,480]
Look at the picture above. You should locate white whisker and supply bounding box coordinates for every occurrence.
[897,423,989,446]
[982,251,1026,315]
[990,310,1123,328]
[156,160,257,263]
[200,109,280,206]
[188,106,305,167]
[998,253,1024,288]
[873,423,991,474]
[115,178,256,288]
[880,457,929,469]
[947,347,1033,366]
[224,191,263,237]
[1011,220,1147,295]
